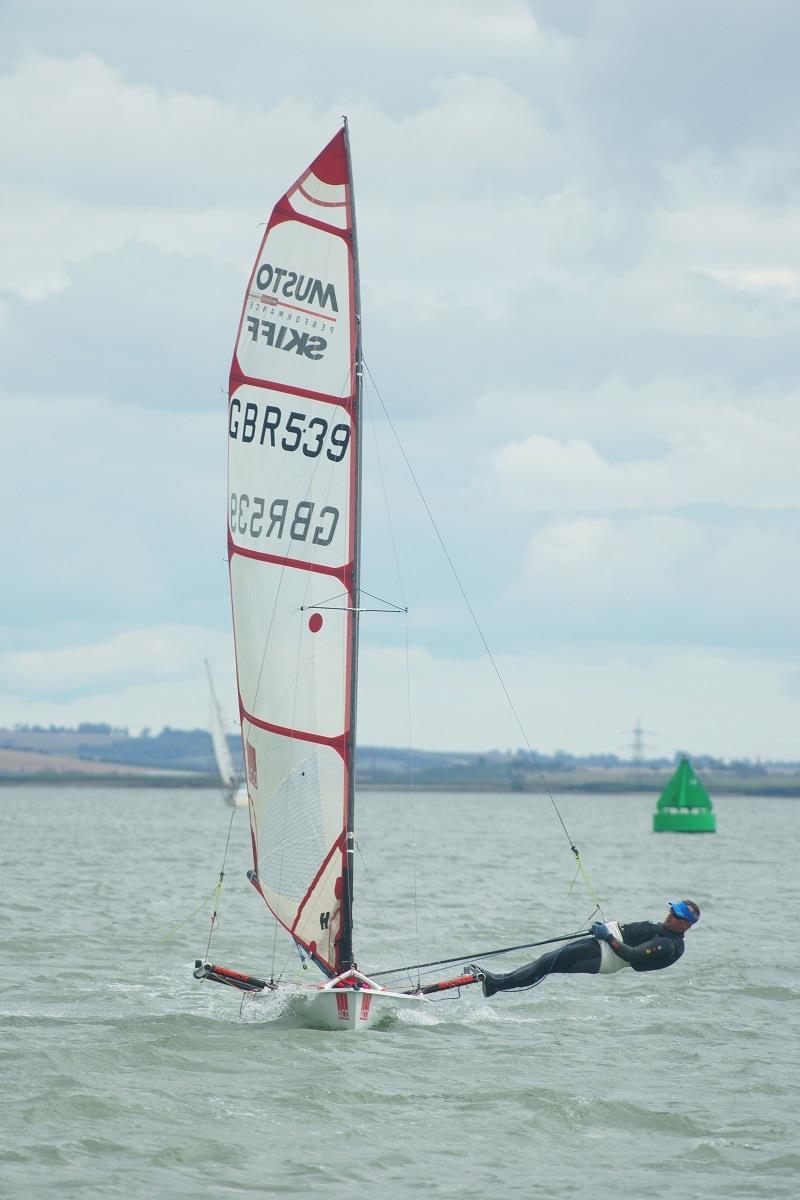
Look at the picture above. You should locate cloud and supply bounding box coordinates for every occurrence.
[0,239,240,404]
[280,0,570,61]
[696,267,800,300]
[549,1,800,166]
[0,194,255,300]
[488,386,800,513]
[3,626,798,761]
[0,625,231,698]
[507,512,800,653]
[2,9,799,758]
[0,390,230,638]
[0,53,279,206]
[3,47,796,370]
[523,516,701,593]
[355,640,800,760]
[0,55,565,302]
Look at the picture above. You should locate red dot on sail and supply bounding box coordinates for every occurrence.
[308,613,323,633]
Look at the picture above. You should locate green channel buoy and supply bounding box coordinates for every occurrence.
[653,757,716,833]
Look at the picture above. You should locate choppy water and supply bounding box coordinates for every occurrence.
[2,785,798,1198]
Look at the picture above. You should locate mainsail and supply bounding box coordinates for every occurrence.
[227,127,360,976]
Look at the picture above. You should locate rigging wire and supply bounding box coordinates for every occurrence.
[353,838,416,990]
[370,918,600,981]
[273,936,302,984]
[299,586,405,613]
[159,882,226,943]
[362,357,604,917]
[204,804,238,961]
[404,605,422,988]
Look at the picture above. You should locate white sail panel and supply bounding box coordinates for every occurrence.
[243,723,346,968]
[229,555,350,738]
[287,172,349,229]
[236,221,352,397]
[228,382,352,572]
[228,128,358,976]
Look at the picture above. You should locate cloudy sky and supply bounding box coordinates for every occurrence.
[1,1,798,759]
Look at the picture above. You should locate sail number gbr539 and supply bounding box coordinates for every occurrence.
[229,396,351,551]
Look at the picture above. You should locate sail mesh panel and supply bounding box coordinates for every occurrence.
[262,753,326,903]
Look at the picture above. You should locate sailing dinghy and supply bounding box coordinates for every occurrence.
[193,124,601,1028]
[205,660,248,807]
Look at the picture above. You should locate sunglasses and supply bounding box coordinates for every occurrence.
[668,902,698,924]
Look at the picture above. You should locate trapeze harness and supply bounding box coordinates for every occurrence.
[481,921,686,992]
[596,920,686,973]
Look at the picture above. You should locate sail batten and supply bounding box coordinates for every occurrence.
[227,127,359,975]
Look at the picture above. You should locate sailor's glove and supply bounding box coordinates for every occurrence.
[591,922,613,941]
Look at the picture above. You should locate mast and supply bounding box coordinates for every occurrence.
[339,116,360,972]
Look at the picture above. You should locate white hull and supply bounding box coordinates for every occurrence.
[303,969,426,1031]
[225,785,249,808]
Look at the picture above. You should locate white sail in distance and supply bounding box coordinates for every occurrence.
[227,127,360,976]
[205,660,238,788]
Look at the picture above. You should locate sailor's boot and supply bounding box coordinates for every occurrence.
[466,964,503,998]
[479,967,503,997]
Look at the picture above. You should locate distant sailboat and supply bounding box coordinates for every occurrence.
[653,757,716,832]
[205,661,247,807]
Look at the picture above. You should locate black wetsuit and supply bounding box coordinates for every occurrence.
[613,921,686,972]
[481,921,686,993]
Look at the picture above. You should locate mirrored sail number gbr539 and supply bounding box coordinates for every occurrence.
[228,383,352,570]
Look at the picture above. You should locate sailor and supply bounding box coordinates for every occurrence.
[473,900,700,997]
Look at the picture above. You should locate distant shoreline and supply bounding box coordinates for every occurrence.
[2,770,799,796]
[3,729,796,795]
